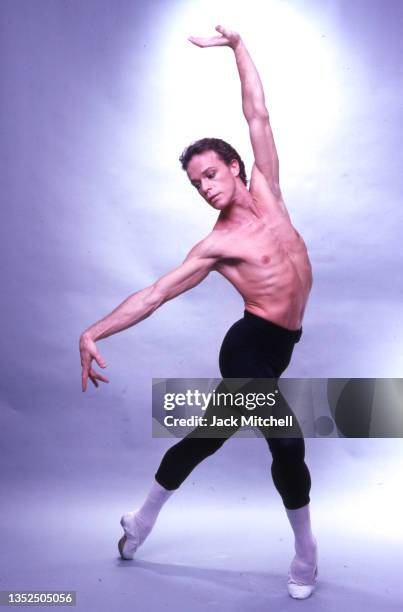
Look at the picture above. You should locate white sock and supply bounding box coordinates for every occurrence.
[133,480,174,544]
[285,503,317,584]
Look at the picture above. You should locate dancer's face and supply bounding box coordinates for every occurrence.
[186,150,239,209]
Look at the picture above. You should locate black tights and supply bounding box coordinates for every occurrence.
[155,310,311,510]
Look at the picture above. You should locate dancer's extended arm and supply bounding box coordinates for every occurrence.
[79,237,219,391]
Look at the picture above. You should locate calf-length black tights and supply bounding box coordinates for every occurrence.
[155,310,311,510]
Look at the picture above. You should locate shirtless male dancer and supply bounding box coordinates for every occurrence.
[79,26,318,599]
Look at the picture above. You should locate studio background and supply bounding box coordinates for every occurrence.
[1,0,402,610]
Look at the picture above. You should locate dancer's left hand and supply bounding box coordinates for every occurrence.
[188,25,241,50]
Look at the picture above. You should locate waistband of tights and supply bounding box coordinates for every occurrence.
[243,309,303,343]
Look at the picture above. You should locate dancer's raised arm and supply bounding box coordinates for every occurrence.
[189,25,281,197]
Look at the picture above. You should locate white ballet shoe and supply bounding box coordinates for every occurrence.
[118,511,140,560]
[287,566,318,599]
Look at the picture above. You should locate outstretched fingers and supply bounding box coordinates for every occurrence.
[82,368,89,392]
[88,367,110,389]
[188,26,240,49]
[81,354,108,392]
[188,35,227,48]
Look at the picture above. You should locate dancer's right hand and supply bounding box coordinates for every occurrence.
[79,332,109,392]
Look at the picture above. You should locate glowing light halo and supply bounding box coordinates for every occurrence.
[159,0,342,182]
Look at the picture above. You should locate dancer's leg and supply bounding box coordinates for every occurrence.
[267,437,311,509]
[257,389,317,597]
[118,480,174,559]
[119,379,240,559]
[286,503,317,578]
[155,379,240,489]
[262,394,317,597]
[220,311,318,597]
[135,479,174,536]
[285,502,318,599]
[155,436,225,489]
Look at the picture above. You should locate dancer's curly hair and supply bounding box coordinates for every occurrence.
[179,138,248,186]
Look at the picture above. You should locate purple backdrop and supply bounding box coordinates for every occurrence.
[1,0,402,610]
